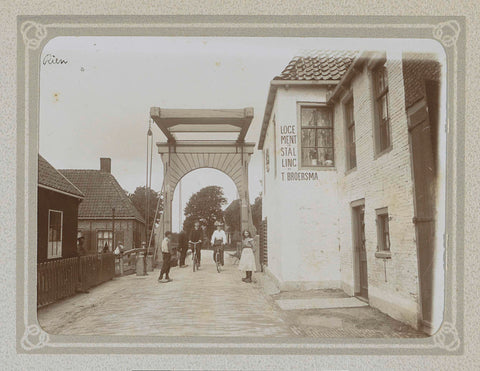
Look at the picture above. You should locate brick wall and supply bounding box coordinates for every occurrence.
[334,53,420,327]
[402,52,441,109]
[261,53,424,327]
[78,219,140,253]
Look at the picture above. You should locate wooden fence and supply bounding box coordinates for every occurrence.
[37,253,115,308]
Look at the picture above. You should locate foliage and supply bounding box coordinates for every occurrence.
[128,186,163,232]
[224,199,241,233]
[183,186,227,236]
[223,195,262,235]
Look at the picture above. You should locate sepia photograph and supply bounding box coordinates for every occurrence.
[34,35,447,341]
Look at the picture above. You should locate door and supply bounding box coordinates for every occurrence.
[409,107,437,329]
[353,204,368,299]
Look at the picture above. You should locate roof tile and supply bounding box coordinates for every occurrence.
[274,50,358,81]
[59,169,144,222]
[38,155,85,198]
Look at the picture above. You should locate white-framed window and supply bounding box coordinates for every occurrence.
[48,210,63,259]
[376,207,390,252]
[298,104,334,168]
[344,95,357,170]
[97,230,113,253]
[373,64,391,154]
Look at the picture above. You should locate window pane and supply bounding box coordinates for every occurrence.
[376,67,386,94]
[380,122,389,150]
[301,148,318,166]
[350,143,357,168]
[348,126,355,144]
[301,107,332,127]
[316,128,333,147]
[317,148,334,166]
[380,95,389,121]
[301,107,318,126]
[302,128,316,147]
[49,211,61,242]
[317,108,332,127]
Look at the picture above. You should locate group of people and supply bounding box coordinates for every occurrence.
[157,220,257,283]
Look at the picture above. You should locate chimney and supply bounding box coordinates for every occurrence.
[100,158,111,173]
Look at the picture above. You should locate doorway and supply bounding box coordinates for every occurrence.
[408,81,439,331]
[352,201,368,300]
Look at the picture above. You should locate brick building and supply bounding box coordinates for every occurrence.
[60,158,146,254]
[38,155,85,263]
[258,50,442,333]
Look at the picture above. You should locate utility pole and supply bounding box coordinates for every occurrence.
[178,179,182,231]
[112,207,115,253]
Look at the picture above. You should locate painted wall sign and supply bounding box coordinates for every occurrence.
[279,124,319,181]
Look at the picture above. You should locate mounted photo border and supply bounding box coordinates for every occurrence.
[16,15,465,355]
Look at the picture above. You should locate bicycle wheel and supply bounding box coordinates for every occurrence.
[192,252,196,272]
[216,251,221,273]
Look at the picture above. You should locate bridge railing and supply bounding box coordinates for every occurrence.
[114,248,149,276]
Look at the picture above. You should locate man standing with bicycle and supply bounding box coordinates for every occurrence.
[189,221,202,268]
[211,221,227,266]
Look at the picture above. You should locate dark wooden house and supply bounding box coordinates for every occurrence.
[38,154,85,263]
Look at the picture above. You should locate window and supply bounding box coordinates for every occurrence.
[97,230,113,253]
[344,96,357,170]
[373,65,391,153]
[48,210,63,259]
[376,208,390,252]
[299,105,334,167]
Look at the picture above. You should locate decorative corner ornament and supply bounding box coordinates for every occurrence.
[21,324,50,350]
[433,321,460,351]
[433,20,460,48]
[20,21,47,50]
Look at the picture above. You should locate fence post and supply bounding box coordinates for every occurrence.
[120,254,124,276]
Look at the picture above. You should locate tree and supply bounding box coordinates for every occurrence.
[221,196,262,235]
[224,199,241,233]
[128,186,163,234]
[251,196,262,233]
[183,186,227,236]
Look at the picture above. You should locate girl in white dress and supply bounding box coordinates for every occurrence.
[238,230,256,283]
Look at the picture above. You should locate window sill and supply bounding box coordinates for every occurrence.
[299,166,336,171]
[374,145,393,160]
[344,166,357,176]
[375,251,391,259]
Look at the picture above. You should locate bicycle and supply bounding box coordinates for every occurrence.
[213,244,224,273]
[189,241,200,272]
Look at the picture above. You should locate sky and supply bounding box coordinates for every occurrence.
[39,36,444,231]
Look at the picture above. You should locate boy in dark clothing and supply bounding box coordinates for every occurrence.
[189,221,202,267]
[178,229,188,267]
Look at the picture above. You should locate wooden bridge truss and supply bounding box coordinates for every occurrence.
[150,107,257,243]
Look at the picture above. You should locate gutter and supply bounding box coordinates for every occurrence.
[38,184,85,200]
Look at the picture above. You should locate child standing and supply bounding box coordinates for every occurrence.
[158,231,173,283]
[238,230,256,283]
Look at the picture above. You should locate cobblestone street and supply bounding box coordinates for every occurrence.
[38,251,426,338]
[38,251,291,336]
